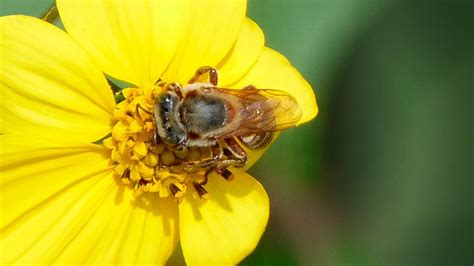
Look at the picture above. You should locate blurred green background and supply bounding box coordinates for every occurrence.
[1,0,472,265]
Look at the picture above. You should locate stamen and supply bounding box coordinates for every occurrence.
[121,168,131,178]
[121,168,131,184]
[126,138,135,149]
[220,169,233,181]
[143,120,154,132]
[169,183,181,197]
[193,182,209,199]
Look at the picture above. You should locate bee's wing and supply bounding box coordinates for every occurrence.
[214,87,302,134]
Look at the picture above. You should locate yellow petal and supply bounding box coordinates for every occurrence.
[0,170,112,264]
[0,135,179,264]
[0,136,110,263]
[218,18,265,86]
[0,135,111,229]
[0,15,114,142]
[231,47,318,124]
[56,185,179,265]
[115,196,179,264]
[179,170,269,265]
[162,0,247,84]
[57,0,185,87]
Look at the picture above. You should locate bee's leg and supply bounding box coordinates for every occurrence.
[210,158,246,181]
[154,78,166,86]
[182,143,223,169]
[188,66,218,86]
[211,143,224,160]
[165,82,184,99]
[223,137,247,164]
[207,137,248,180]
[180,140,246,180]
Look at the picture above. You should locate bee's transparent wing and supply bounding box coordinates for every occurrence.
[214,87,302,134]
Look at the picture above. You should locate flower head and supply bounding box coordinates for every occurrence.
[0,0,318,264]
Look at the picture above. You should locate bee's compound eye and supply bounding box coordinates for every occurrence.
[157,92,178,114]
[160,123,187,146]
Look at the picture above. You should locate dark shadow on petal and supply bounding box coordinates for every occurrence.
[131,191,178,237]
[188,196,204,221]
[187,169,262,221]
[112,173,125,205]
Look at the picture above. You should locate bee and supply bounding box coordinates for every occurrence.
[153,66,302,177]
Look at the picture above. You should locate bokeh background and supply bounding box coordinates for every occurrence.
[1,0,472,265]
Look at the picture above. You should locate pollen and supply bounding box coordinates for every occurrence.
[104,87,212,199]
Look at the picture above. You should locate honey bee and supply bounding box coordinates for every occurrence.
[153,66,302,177]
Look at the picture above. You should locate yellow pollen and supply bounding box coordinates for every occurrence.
[126,138,135,149]
[104,86,226,199]
[143,152,159,167]
[161,150,176,166]
[144,121,154,132]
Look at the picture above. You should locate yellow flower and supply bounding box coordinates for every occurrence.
[0,0,318,265]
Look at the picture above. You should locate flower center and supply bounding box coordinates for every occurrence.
[103,86,213,199]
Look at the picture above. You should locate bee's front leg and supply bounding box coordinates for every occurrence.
[188,66,218,86]
[165,82,184,99]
